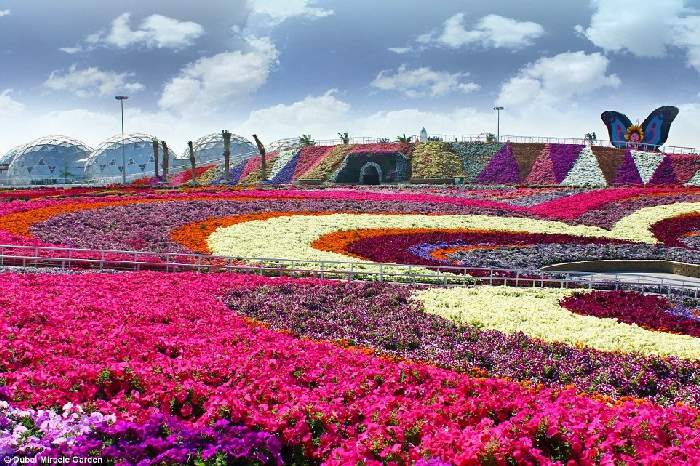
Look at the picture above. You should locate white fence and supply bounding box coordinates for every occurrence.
[0,244,698,296]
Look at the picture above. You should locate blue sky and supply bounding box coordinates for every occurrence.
[1,0,699,154]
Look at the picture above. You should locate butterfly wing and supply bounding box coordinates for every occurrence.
[601,111,632,148]
[640,106,679,149]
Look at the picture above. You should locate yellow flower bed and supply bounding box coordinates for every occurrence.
[414,286,700,360]
[411,141,464,179]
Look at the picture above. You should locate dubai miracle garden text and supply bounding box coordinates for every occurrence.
[4,458,103,464]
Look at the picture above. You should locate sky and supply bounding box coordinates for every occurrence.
[1,0,700,154]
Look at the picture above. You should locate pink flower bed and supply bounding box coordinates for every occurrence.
[347,142,413,155]
[293,146,334,178]
[2,271,700,464]
[167,164,216,186]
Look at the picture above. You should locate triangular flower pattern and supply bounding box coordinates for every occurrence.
[671,155,700,184]
[613,151,643,185]
[648,156,677,185]
[561,146,607,187]
[630,150,664,184]
[524,145,557,185]
[686,169,700,186]
[476,143,521,184]
[549,144,583,183]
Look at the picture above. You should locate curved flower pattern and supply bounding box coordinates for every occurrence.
[416,286,700,360]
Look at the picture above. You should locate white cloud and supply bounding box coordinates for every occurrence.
[159,36,278,113]
[239,89,350,136]
[673,15,700,72]
[0,9,10,17]
[0,90,24,115]
[44,65,145,98]
[578,0,700,72]
[247,0,333,24]
[497,51,621,108]
[388,47,411,54]
[59,47,81,54]
[423,13,544,49]
[371,65,480,98]
[88,13,204,49]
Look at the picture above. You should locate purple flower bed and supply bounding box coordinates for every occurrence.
[269,151,301,184]
[447,243,700,270]
[46,412,284,465]
[227,282,700,406]
[649,156,678,184]
[613,151,643,185]
[1,402,112,459]
[228,159,248,184]
[30,199,525,254]
[476,144,521,184]
[549,144,583,183]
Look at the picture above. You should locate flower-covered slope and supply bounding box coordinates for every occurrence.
[132,142,700,187]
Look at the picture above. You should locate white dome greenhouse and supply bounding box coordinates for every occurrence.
[83,133,181,183]
[179,132,257,167]
[1,136,93,186]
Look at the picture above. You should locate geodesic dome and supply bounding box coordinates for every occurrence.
[180,132,257,166]
[84,133,179,183]
[268,138,302,153]
[3,136,92,186]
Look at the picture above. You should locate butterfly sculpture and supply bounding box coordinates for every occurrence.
[601,106,679,150]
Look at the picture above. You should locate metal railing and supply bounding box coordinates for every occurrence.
[311,134,699,155]
[0,244,698,296]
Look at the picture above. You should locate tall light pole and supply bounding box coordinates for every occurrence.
[493,106,504,142]
[115,95,129,184]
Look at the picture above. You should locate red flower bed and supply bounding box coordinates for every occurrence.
[292,146,334,178]
[651,212,700,248]
[561,290,700,337]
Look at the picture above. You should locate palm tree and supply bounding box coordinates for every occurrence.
[395,134,411,143]
[299,134,315,146]
[161,141,170,179]
[187,141,196,185]
[152,139,160,180]
[222,130,231,180]
[252,134,266,181]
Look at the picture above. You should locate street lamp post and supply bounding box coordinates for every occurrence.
[493,106,504,142]
[115,95,129,184]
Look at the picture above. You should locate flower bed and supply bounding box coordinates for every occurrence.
[411,142,464,179]
[449,141,502,182]
[561,290,700,337]
[3,271,700,464]
[297,145,355,181]
[292,145,333,179]
[228,282,700,405]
